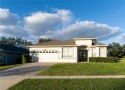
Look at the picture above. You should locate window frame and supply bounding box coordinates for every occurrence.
[62,48,73,58]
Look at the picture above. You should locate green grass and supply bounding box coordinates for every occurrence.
[8,78,125,90]
[0,64,21,71]
[37,58,125,75]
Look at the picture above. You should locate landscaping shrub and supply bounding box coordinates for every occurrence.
[89,57,115,62]
[22,54,30,64]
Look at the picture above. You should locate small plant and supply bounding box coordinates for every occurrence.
[89,57,115,62]
[22,54,30,64]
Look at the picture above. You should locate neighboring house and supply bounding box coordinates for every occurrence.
[27,38,108,63]
[0,44,29,65]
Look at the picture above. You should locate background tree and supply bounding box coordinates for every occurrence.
[7,37,16,45]
[38,38,53,44]
[122,44,125,55]
[0,37,32,48]
[0,37,8,44]
[109,42,123,58]
[92,39,97,44]
[16,38,22,47]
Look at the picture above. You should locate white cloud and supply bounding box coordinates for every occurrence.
[0,25,27,37]
[0,8,27,38]
[117,34,125,42]
[24,12,61,36]
[0,8,122,44]
[24,9,73,36]
[0,8,20,25]
[42,21,121,40]
[55,9,73,25]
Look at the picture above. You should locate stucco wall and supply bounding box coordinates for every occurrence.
[88,46,107,58]
[29,46,108,63]
[75,40,92,46]
[30,47,78,63]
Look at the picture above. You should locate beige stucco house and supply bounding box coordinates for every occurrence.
[27,38,108,63]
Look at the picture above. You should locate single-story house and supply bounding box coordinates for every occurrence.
[27,38,108,63]
[0,44,29,65]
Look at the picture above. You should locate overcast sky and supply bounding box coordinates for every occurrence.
[0,0,125,44]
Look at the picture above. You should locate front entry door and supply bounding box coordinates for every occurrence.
[78,50,87,62]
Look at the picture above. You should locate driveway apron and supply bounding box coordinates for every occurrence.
[0,63,54,90]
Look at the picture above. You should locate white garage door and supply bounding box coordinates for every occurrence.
[37,51,59,62]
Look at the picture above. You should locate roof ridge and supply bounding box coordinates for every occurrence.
[35,39,75,45]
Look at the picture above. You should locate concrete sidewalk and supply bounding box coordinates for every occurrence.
[0,76,29,90]
[1,75,125,90]
[30,75,125,79]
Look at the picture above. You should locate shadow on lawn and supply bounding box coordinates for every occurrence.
[115,58,125,63]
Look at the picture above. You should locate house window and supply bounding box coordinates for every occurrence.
[99,48,104,57]
[92,48,96,57]
[62,48,73,58]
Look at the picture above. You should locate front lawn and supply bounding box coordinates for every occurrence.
[37,58,125,75]
[8,78,125,90]
[0,64,21,71]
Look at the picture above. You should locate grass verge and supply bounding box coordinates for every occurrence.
[8,78,125,90]
[0,64,21,71]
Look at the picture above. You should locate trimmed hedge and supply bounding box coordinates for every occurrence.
[22,54,30,64]
[89,57,116,62]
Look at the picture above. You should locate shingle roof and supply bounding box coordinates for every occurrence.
[37,39,76,45]
[0,44,29,54]
[27,38,107,47]
[93,42,107,46]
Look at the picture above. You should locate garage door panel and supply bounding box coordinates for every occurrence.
[38,53,58,62]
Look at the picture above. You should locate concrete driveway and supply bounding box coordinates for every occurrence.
[0,63,54,77]
[0,63,55,90]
